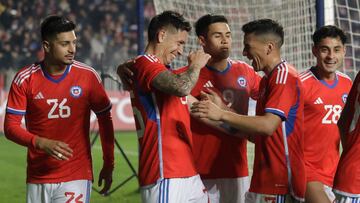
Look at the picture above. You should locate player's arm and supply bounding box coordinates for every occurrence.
[188,95,238,135]
[96,110,115,195]
[4,113,73,160]
[116,59,135,91]
[191,100,281,136]
[151,50,211,97]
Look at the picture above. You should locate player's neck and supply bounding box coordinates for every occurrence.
[145,43,165,64]
[314,66,336,80]
[264,56,282,75]
[207,58,228,71]
[43,59,67,75]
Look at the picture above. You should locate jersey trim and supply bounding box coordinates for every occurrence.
[285,81,300,136]
[14,64,42,86]
[6,107,26,115]
[265,108,286,120]
[159,179,170,203]
[336,70,352,81]
[41,63,71,83]
[333,189,360,198]
[85,180,91,203]
[275,63,289,84]
[93,103,112,115]
[205,61,231,74]
[151,93,164,181]
[73,61,102,83]
[300,70,315,82]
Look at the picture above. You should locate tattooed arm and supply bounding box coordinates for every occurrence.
[152,50,211,96]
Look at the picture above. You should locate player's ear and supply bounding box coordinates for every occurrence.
[157,29,166,43]
[43,41,50,53]
[311,45,317,56]
[266,42,274,55]
[198,36,206,46]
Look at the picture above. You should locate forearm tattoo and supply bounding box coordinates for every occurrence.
[152,65,201,96]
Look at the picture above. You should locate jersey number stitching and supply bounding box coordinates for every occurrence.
[47,99,71,119]
[322,104,342,124]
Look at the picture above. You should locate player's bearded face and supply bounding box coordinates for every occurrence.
[162,30,188,65]
[314,36,345,75]
[203,23,231,60]
[47,31,76,65]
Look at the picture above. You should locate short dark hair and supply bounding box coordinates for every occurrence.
[41,15,76,41]
[147,10,191,42]
[312,25,347,45]
[242,19,284,47]
[195,14,228,37]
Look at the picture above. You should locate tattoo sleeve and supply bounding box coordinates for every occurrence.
[152,65,201,97]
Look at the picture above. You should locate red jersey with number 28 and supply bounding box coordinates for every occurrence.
[300,67,352,186]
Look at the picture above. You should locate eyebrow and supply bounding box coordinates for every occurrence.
[211,31,231,35]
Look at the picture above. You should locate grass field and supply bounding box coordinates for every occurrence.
[0,132,141,203]
[0,132,254,202]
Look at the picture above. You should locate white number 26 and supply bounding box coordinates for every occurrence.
[47,98,71,119]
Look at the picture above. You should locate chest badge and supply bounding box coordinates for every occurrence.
[70,86,82,98]
[342,93,348,104]
[237,76,247,88]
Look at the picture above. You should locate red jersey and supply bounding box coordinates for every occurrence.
[300,67,352,186]
[131,54,197,186]
[250,61,306,201]
[191,59,261,179]
[6,61,112,183]
[333,71,360,195]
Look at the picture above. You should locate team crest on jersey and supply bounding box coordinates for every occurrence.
[70,86,82,98]
[237,77,247,88]
[342,93,348,104]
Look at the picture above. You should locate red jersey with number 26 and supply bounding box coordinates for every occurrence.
[250,61,306,201]
[6,61,112,183]
[130,54,197,186]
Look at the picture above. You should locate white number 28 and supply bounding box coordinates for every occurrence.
[322,104,342,124]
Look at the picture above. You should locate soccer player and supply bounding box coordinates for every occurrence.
[190,14,261,203]
[300,25,352,203]
[191,19,306,202]
[4,15,115,202]
[127,11,211,203]
[332,71,360,201]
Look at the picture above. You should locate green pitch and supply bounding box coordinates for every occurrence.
[0,132,141,203]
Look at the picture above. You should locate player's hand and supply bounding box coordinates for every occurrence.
[191,100,223,121]
[35,137,73,160]
[98,166,113,195]
[187,50,211,71]
[200,88,226,109]
[116,59,135,91]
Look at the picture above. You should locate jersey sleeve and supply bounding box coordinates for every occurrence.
[6,74,28,115]
[89,72,112,114]
[133,55,167,92]
[265,72,299,121]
